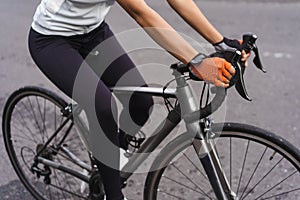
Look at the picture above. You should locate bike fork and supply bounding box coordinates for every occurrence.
[193,136,237,200]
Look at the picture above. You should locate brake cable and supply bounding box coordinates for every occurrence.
[162,78,181,115]
[200,82,210,109]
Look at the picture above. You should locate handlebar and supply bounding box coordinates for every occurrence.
[171,33,265,122]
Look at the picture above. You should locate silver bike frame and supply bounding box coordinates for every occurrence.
[36,68,236,199]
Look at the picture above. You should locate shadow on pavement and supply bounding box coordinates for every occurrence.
[0,180,34,200]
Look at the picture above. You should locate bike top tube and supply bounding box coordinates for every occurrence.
[110,86,176,98]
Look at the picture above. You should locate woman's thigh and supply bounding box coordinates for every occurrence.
[80,25,154,134]
[28,28,119,136]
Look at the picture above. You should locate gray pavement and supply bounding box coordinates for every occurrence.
[1,0,300,199]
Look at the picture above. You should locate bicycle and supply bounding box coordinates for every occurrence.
[2,33,300,200]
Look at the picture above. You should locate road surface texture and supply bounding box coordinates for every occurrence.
[0,0,299,199]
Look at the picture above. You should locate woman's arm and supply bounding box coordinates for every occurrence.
[167,0,250,63]
[117,0,198,64]
[167,0,223,44]
[116,0,235,87]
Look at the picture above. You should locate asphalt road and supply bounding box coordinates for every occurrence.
[0,0,300,199]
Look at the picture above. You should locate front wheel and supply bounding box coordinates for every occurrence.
[144,123,300,200]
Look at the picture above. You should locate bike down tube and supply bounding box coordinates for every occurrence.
[120,104,181,182]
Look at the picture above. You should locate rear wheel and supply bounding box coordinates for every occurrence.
[145,123,300,200]
[2,86,92,200]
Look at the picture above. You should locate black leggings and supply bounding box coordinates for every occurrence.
[28,22,153,200]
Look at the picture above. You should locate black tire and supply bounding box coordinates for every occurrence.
[144,123,300,200]
[2,86,91,200]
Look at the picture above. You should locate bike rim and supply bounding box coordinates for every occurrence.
[152,128,300,200]
[3,89,91,200]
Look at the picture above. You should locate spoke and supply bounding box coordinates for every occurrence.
[26,97,45,140]
[240,146,268,199]
[24,98,42,132]
[55,155,87,198]
[35,96,48,143]
[16,160,29,172]
[66,135,81,145]
[255,170,297,199]
[54,104,58,144]
[48,185,52,200]
[52,170,63,199]
[171,163,213,200]
[54,170,75,199]
[10,128,37,144]
[242,157,284,199]
[28,179,41,196]
[60,169,80,198]
[261,187,300,199]
[43,97,50,141]
[157,189,185,200]
[49,183,88,199]
[183,152,208,180]
[14,107,39,144]
[36,96,45,143]
[236,140,250,196]
[162,175,208,196]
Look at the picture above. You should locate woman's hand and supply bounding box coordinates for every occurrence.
[189,57,235,88]
[214,37,251,67]
[241,50,251,66]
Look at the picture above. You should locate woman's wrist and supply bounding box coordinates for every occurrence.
[207,33,223,45]
[212,37,224,46]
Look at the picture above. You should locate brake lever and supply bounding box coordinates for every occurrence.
[209,33,265,101]
[242,33,266,73]
[253,43,266,73]
[210,50,251,101]
[234,62,252,101]
[230,50,252,101]
[228,33,266,101]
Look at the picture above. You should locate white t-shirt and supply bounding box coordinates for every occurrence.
[32,0,115,36]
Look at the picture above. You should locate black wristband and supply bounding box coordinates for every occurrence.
[188,53,206,67]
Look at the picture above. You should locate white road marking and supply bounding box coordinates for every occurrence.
[263,51,292,59]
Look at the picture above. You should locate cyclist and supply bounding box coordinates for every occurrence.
[28,0,249,199]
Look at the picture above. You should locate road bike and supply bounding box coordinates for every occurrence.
[2,34,300,199]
